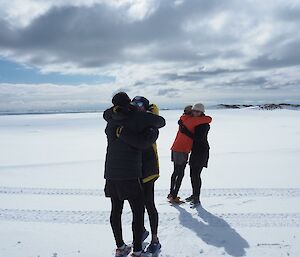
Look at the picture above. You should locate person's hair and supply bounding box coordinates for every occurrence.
[112,92,131,107]
[184,105,193,115]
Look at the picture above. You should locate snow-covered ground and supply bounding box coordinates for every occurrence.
[0,109,299,257]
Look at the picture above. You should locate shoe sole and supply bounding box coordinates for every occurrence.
[169,200,185,204]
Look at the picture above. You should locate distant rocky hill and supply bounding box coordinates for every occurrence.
[217,103,300,110]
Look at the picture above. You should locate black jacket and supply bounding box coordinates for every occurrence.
[116,127,160,183]
[188,123,210,168]
[104,106,165,180]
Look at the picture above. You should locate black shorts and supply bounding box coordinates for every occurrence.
[105,179,143,201]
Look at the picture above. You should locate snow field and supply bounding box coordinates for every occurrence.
[0,109,300,256]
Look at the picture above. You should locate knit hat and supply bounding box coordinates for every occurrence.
[131,96,150,110]
[192,103,205,113]
[112,92,131,107]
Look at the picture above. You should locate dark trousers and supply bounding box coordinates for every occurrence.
[170,163,186,197]
[190,165,204,201]
[143,181,158,236]
[110,195,145,252]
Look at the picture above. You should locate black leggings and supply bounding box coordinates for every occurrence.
[170,163,186,197]
[190,165,204,201]
[143,181,158,236]
[110,195,145,252]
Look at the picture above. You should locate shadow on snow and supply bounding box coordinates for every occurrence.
[174,204,249,256]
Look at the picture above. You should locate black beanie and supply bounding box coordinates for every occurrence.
[112,92,131,107]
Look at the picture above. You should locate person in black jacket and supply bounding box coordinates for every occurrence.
[103,92,165,257]
[179,103,210,208]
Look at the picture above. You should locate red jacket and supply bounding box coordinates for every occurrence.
[171,114,212,153]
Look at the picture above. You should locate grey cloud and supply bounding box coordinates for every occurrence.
[224,77,268,88]
[247,8,300,70]
[163,68,247,82]
[1,0,300,72]
[0,0,236,68]
[132,81,164,88]
[276,5,300,22]
[197,76,274,91]
[157,88,179,96]
[133,81,146,87]
[249,38,300,69]
[209,76,300,91]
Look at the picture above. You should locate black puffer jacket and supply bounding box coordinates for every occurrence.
[189,123,210,168]
[104,106,165,180]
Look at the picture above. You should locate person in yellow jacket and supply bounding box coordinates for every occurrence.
[131,96,162,255]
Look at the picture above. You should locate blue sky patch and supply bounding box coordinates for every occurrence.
[0,59,115,85]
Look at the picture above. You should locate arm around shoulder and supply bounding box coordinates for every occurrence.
[119,127,159,149]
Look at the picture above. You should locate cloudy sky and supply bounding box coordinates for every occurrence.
[0,0,300,112]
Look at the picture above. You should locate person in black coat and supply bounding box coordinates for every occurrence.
[131,96,162,255]
[103,92,165,257]
[179,103,210,208]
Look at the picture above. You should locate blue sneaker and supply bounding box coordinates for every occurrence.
[190,199,201,209]
[142,230,150,242]
[132,229,149,247]
[145,241,161,255]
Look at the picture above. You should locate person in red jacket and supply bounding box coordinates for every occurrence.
[168,105,212,203]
